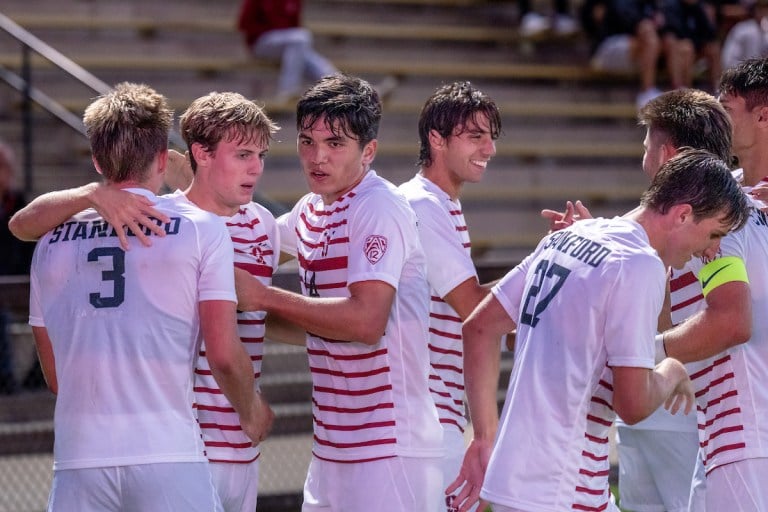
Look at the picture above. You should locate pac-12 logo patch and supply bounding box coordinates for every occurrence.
[364,235,388,264]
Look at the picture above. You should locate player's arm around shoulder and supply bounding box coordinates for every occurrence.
[9,182,169,249]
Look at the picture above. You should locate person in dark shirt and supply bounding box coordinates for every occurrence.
[660,0,722,91]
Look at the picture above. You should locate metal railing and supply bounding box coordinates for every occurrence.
[0,11,186,198]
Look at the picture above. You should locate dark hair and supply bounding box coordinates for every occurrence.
[417,81,501,168]
[639,89,732,164]
[641,148,749,231]
[296,74,380,148]
[719,57,768,111]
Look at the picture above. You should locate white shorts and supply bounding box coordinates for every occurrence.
[706,457,768,511]
[591,35,635,72]
[491,501,621,512]
[688,451,706,512]
[209,460,260,512]
[302,455,443,512]
[47,462,222,512]
[616,427,699,512]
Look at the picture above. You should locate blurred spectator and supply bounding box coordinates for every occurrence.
[519,0,579,37]
[581,0,668,108]
[0,141,35,394]
[660,0,722,91]
[721,0,768,69]
[237,0,338,104]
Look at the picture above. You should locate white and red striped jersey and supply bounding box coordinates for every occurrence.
[28,188,236,470]
[481,217,660,511]
[278,171,444,463]
[399,174,476,434]
[191,199,280,464]
[670,175,768,475]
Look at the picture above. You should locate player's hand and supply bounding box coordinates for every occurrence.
[88,183,170,250]
[541,200,592,233]
[445,438,493,512]
[664,370,695,415]
[165,149,194,192]
[235,267,268,311]
[241,391,275,445]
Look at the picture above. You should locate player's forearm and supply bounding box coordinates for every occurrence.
[9,183,99,240]
[614,360,689,425]
[663,285,751,363]
[208,349,259,424]
[462,324,501,440]
[261,285,385,345]
[200,300,259,424]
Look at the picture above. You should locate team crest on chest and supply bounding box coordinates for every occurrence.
[364,235,388,264]
[250,242,268,265]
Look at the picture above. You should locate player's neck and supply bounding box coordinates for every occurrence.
[420,167,462,201]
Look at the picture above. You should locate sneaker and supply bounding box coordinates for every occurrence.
[636,87,662,109]
[520,12,550,37]
[553,15,578,36]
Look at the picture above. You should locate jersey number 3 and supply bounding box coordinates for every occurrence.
[88,247,125,308]
[520,259,570,327]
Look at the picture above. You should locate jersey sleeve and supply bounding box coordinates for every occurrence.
[491,251,535,322]
[411,197,477,298]
[345,192,414,289]
[28,241,45,328]
[276,203,300,258]
[197,215,237,303]
[603,254,661,369]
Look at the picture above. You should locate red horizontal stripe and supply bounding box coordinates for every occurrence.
[313,400,394,414]
[313,435,396,449]
[581,450,608,462]
[308,347,388,360]
[670,271,697,291]
[429,312,461,323]
[310,365,389,378]
[235,261,273,278]
[429,344,462,357]
[429,327,461,340]
[314,384,392,396]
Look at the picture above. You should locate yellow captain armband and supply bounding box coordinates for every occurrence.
[698,256,748,298]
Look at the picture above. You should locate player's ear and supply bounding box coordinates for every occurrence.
[92,156,104,176]
[756,104,768,125]
[661,142,677,164]
[361,139,377,166]
[428,129,445,149]
[190,142,211,167]
[670,203,694,226]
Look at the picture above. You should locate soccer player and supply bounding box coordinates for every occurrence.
[547,89,733,512]
[10,91,281,512]
[23,83,269,511]
[448,149,749,512]
[235,74,445,511]
[398,81,501,512]
[660,57,768,509]
[177,92,279,512]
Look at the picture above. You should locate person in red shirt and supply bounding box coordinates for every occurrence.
[237,0,337,103]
